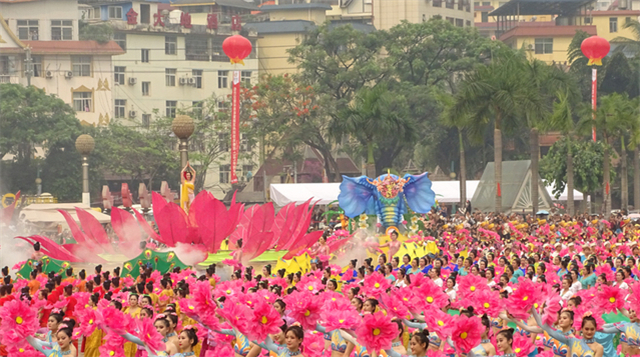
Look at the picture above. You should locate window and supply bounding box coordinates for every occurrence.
[219,165,231,184]
[482,1,490,4]
[241,71,252,87]
[115,99,126,118]
[72,56,91,76]
[446,0,454,9]
[17,20,38,40]
[51,20,72,40]
[142,114,151,128]
[240,133,251,152]
[432,0,442,7]
[466,20,471,27]
[626,17,632,24]
[481,12,489,22]
[73,92,92,112]
[141,49,149,63]
[192,69,203,88]
[610,17,618,32]
[218,71,228,88]
[534,38,553,54]
[114,66,125,85]
[242,165,253,177]
[165,36,177,55]
[140,4,151,24]
[166,68,176,86]
[166,101,177,118]
[142,81,150,96]
[108,6,123,19]
[186,37,209,61]
[212,39,226,62]
[455,18,464,27]
[446,17,455,24]
[113,33,126,50]
[32,56,43,77]
[217,100,229,112]
[192,101,203,118]
[474,1,479,5]
[219,133,230,151]
[585,17,592,24]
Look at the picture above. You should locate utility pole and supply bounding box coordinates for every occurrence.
[24,47,33,86]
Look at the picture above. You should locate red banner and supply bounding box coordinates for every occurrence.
[230,71,240,184]
[592,67,597,142]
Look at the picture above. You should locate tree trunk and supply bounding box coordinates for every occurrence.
[459,130,466,210]
[530,128,539,215]
[603,136,611,216]
[566,138,574,216]
[494,127,502,213]
[366,141,376,178]
[621,137,628,211]
[634,145,640,211]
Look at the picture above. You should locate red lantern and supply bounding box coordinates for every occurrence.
[222,35,252,65]
[580,36,610,66]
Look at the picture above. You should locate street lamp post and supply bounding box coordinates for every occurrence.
[172,115,195,169]
[75,134,95,206]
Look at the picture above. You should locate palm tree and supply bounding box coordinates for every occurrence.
[451,51,542,213]
[612,19,640,53]
[548,90,577,214]
[523,60,576,214]
[441,93,471,209]
[579,93,637,214]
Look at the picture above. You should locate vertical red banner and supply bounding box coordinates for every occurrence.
[230,70,240,184]
[592,67,597,142]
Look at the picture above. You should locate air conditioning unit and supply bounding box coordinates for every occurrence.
[129,110,137,118]
[187,77,195,86]
[64,71,73,79]
[128,77,137,85]
[45,70,53,78]
[179,77,188,85]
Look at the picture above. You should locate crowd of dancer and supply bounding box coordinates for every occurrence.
[1,211,640,357]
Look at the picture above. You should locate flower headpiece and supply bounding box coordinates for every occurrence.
[183,325,197,331]
[52,308,62,314]
[59,324,69,329]
[582,311,592,317]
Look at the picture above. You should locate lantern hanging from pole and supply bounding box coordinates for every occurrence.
[222,35,252,65]
[580,36,610,66]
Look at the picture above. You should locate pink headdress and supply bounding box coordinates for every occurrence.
[355,311,396,351]
[572,306,605,331]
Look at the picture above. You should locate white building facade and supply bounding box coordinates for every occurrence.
[0,0,123,126]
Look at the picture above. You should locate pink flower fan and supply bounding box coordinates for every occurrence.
[506,279,541,320]
[214,280,242,299]
[595,264,615,283]
[541,295,562,327]
[284,291,322,330]
[572,307,605,331]
[133,317,164,355]
[99,331,125,357]
[426,350,448,357]
[191,280,217,313]
[413,279,449,312]
[393,287,420,313]
[0,299,38,344]
[469,289,503,318]
[457,274,490,300]
[321,301,361,331]
[380,292,411,320]
[596,285,626,313]
[77,307,101,337]
[217,298,252,334]
[269,277,287,289]
[423,309,454,339]
[450,315,483,354]
[12,261,26,270]
[362,272,391,297]
[246,298,282,341]
[513,333,535,357]
[255,289,278,304]
[303,331,325,357]
[96,305,128,334]
[626,282,640,312]
[208,341,235,357]
[6,343,40,357]
[46,299,69,311]
[355,311,396,351]
[298,275,323,294]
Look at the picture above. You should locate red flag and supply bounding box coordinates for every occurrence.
[230,71,240,184]
[497,182,501,197]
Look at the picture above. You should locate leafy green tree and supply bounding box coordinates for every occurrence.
[331,83,414,177]
[541,138,615,212]
[451,50,542,212]
[79,21,113,44]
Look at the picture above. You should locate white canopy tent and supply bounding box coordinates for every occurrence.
[20,203,111,224]
[269,181,584,206]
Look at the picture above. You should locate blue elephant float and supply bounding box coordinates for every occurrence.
[338,172,436,230]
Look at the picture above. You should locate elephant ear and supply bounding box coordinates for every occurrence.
[403,173,436,214]
[338,175,375,218]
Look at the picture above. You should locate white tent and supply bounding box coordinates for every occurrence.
[270,181,584,206]
[20,203,111,223]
